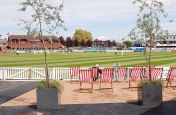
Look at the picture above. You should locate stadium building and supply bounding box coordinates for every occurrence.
[92,39,109,48]
[7,35,64,50]
[156,35,176,50]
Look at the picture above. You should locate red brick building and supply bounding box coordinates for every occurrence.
[7,35,64,50]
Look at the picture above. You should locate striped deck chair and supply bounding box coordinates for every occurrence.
[79,69,93,92]
[144,65,155,79]
[166,67,176,89]
[70,66,80,80]
[129,66,143,89]
[99,68,114,91]
[145,67,163,80]
[116,67,127,81]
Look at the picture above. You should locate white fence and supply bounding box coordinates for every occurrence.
[0,67,72,80]
[0,67,170,80]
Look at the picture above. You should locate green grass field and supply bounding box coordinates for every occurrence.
[0,52,176,67]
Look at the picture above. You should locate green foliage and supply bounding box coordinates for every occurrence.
[19,0,66,88]
[73,29,93,43]
[141,80,162,85]
[19,0,65,35]
[123,40,133,48]
[37,80,63,90]
[131,0,171,81]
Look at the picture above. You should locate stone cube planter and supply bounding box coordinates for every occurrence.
[37,88,60,110]
[142,83,162,107]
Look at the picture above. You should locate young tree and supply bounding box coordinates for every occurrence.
[132,0,171,81]
[19,0,65,87]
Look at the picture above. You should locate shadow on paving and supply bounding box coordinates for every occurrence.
[0,100,176,115]
[0,81,39,105]
[141,100,176,115]
[0,103,146,115]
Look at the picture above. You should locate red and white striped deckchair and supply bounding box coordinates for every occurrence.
[144,65,155,79]
[70,66,80,80]
[129,66,143,89]
[116,67,127,80]
[79,69,93,92]
[99,68,114,91]
[166,67,176,89]
[145,67,163,80]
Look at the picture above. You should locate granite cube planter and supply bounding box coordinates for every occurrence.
[37,88,59,110]
[142,83,162,107]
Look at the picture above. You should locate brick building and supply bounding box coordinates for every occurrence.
[7,35,64,50]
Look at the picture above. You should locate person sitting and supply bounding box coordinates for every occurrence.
[93,64,102,81]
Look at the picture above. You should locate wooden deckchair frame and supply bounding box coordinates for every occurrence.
[129,66,143,89]
[166,67,176,89]
[79,69,93,93]
[99,68,114,92]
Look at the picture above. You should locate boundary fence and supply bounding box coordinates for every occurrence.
[0,67,170,80]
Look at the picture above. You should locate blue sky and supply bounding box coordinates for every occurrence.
[0,0,175,41]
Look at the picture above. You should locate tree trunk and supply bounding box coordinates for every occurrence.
[148,37,152,81]
[39,17,49,88]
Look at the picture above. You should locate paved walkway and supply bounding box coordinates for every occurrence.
[0,81,176,115]
[0,81,39,105]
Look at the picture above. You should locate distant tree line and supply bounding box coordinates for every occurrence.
[57,29,117,47]
[58,36,117,47]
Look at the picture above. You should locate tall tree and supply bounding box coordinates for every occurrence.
[65,37,73,47]
[123,40,133,48]
[73,29,93,43]
[112,40,117,47]
[86,39,92,47]
[59,36,65,46]
[132,0,171,81]
[80,40,86,47]
[107,40,112,47]
[73,39,79,47]
[19,0,65,87]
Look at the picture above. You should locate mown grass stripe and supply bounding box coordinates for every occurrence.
[0,52,173,65]
[0,52,175,67]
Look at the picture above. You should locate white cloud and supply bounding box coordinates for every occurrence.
[63,0,138,25]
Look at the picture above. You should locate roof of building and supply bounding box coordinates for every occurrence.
[8,35,35,40]
[8,35,59,40]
